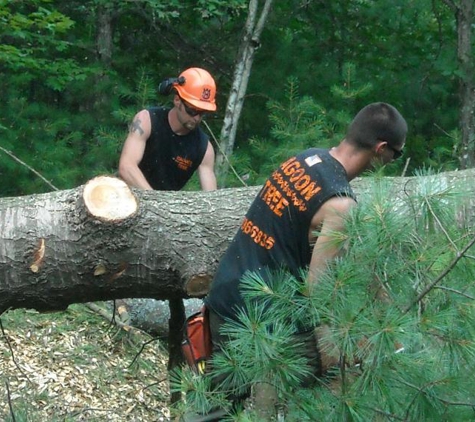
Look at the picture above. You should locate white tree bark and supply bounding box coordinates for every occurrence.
[216,0,275,186]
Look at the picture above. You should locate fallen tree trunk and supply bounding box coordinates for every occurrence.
[1,170,474,314]
[0,176,257,313]
[106,297,204,337]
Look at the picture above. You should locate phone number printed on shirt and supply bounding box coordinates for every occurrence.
[241,217,275,250]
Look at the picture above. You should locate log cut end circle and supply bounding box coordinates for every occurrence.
[186,274,213,297]
[83,176,138,222]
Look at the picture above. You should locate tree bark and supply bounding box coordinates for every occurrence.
[456,0,475,168]
[442,0,475,168]
[215,0,275,187]
[96,3,114,66]
[109,297,203,337]
[1,171,475,314]
[93,2,115,113]
[0,176,256,313]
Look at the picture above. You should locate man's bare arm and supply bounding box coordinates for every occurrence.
[118,110,153,190]
[197,141,217,191]
[307,196,357,291]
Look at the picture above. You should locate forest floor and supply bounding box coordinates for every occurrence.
[0,303,172,421]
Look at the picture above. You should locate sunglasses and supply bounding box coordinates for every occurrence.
[378,138,404,160]
[387,144,404,160]
[181,100,207,117]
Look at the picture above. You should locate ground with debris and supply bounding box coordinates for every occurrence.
[0,303,173,421]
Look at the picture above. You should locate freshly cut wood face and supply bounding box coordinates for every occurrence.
[83,176,138,222]
[186,273,213,296]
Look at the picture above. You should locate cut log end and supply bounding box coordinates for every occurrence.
[185,274,213,297]
[83,176,138,222]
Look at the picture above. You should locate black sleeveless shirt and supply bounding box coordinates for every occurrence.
[205,148,355,321]
[138,107,209,190]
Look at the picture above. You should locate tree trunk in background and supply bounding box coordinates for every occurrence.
[94,3,114,111]
[2,171,475,314]
[457,0,475,168]
[216,0,275,187]
[443,0,475,168]
[96,4,113,66]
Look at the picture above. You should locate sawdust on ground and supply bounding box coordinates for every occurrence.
[0,304,173,421]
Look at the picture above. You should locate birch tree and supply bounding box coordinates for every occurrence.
[215,0,275,187]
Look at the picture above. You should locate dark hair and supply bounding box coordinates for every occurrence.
[346,102,407,150]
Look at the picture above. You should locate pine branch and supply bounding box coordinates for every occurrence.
[403,235,475,313]
[368,406,406,421]
[401,377,446,420]
[434,285,475,300]
[400,378,475,411]
[424,195,457,249]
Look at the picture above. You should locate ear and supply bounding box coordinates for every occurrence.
[374,140,387,156]
[173,95,181,107]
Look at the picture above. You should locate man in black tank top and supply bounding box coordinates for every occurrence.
[204,103,408,410]
[118,67,218,191]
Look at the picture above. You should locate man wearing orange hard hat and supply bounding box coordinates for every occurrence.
[119,67,217,191]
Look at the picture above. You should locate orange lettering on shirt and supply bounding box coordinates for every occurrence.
[281,158,301,177]
[174,156,193,171]
[300,182,321,201]
[260,180,290,217]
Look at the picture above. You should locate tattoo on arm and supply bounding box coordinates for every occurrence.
[129,119,144,135]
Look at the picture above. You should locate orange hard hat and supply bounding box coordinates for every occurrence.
[174,67,217,112]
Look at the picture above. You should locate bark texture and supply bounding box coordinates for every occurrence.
[442,0,475,168]
[108,298,203,337]
[215,0,275,186]
[1,170,475,314]
[0,176,257,313]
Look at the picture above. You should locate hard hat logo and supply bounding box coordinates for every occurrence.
[201,88,212,101]
[174,67,217,112]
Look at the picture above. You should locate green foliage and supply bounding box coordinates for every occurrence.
[330,63,373,103]
[0,0,469,196]
[194,0,247,19]
[227,67,402,186]
[0,84,118,195]
[175,172,475,420]
[0,0,93,88]
[227,77,336,187]
[0,0,248,197]
[248,0,460,172]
